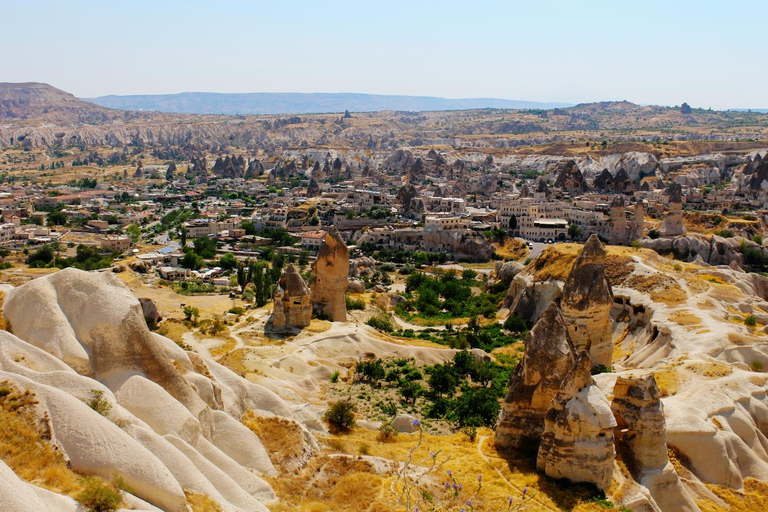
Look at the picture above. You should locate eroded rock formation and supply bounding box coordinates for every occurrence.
[554,160,588,193]
[612,375,700,512]
[270,264,312,330]
[561,234,614,368]
[537,353,617,491]
[659,183,686,237]
[311,228,349,321]
[495,303,577,451]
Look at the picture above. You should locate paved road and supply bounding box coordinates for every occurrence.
[528,241,547,259]
[514,237,547,259]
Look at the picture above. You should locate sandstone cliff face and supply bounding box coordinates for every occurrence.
[495,303,576,451]
[537,353,617,491]
[561,234,614,368]
[271,264,312,330]
[311,228,349,322]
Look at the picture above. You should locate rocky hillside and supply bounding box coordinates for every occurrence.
[0,82,124,124]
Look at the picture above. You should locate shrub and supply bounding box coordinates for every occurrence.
[367,314,395,333]
[323,399,357,433]
[450,386,501,428]
[647,229,660,239]
[630,239,642,249]
[744,247,765,267]
[591,365,614,375]
[345,296,366,310]
[398,381,423,404]
[183,305,200,322]
[503,314,528,334]
[330,370,340,383]
[355,358,386,384]
[523,257,532,265]
[753,235,764,245]
[77,477,124,512]
[228,306,245,315]
[85,389,111,417]
[358,443,370,455]
[745,315,757,327]
[752,360,764,371]
[715,229,734,238]
[462,425,478,442]
[377,422,398,442]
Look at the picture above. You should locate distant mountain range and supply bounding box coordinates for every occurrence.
[83,92,574,115]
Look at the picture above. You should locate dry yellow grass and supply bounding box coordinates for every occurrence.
[494,238,529,261]
[697,479,768,512]
[623,273,687,306]
[215,348,251,377]
[528,243,644,283]
[0,290,7,331]
[673,311,703,327]
[654,368,681,397]
[306,319,332,333]
[529,244,582,281]
[208,338,237,358]
[185,491,223,512]
[686,362,733,378]
[0,381,81,496]
[242,410,309,471]
[156,319,192,344]
[267,427,618,512]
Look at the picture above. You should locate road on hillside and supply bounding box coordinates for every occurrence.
[514,238,547,259]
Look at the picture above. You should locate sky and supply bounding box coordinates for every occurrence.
[2,0,766,109]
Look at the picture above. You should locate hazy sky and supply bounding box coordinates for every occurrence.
[2,0,766,109]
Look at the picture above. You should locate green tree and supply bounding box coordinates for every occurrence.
[183,305,199,322]
[323,399,356,433]
[182,251,203,270]
[509,214,517,231]
[193,237,217,258]
[218,252,238,271]
[48,210,67,226]
[568,223,583,241]
[427,363,459,398]
[125,224,141,244]
[26,245,54,267]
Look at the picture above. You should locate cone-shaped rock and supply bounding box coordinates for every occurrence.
[495,303,577,451]
[561,234,614,368]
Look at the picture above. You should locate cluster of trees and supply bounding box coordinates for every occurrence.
[358,243,449,266]
[26,244,116,271]
[393,315,526,353]
[353,351,512,429]
[396,270,502,319]
[236,259,279,306]
[181,237,217,270]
